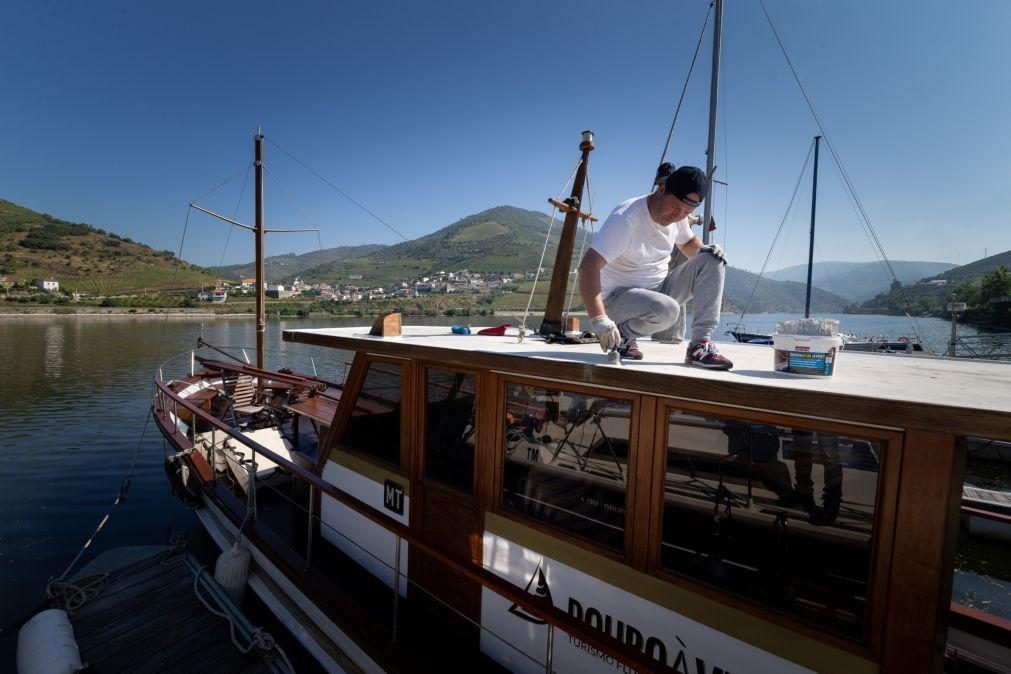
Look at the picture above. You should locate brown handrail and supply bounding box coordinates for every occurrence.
[154,379,677,674]
[194,357,328,392]
[959,504,1011,525]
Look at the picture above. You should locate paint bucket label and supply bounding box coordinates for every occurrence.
[772,334,842,377]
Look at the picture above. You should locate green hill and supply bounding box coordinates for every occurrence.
[724,267,851,314]
[854,249,1011,318]
[0,199,215,294]
[217,244,387,283]
[291,205,562,285]
[287,204,851,312]
[766,260,956,302]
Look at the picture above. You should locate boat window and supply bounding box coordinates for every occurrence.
[424,368,477,494]
[660,408,882,639]
[501,383,631,552]
[953,436,1011,621]
[340,361,403,467]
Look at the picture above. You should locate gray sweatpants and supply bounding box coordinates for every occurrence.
[603,252,725,343]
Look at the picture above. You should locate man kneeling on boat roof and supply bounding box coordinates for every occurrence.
[579,164,733,369]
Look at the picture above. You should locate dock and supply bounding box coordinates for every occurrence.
[963,485,1011,514]
[64,546,286,673]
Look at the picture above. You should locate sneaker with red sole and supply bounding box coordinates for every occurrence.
[617,337,644,360]
[685,340,733,370]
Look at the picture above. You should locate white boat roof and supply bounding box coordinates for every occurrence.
[283,325,1011,439]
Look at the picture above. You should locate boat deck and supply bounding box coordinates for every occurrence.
[283,326,1011,438]
[68,547,274,674]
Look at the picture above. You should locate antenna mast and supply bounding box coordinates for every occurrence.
[702,0,723,244]
[804,135,821,318]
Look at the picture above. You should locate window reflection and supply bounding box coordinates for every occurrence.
[341,362,402,466]
[661,409,881,638]
[501,383,631,551]
[424,369,477,493]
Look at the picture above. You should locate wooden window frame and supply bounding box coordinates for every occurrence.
[491,373,643,564]
[646,396,903,661]
[326,352,414,477]
[414,362,483,497]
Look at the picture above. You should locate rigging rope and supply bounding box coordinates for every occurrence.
[757,0,925,343]
[51,199,199,583]
[191,164,253,206]
[564,170,596,320]
[265,136,411,242]
[213,162,253,283]
[658,1,715,169]
[263,163,330,276]
[519,158,584,331]
[736,140,814,321]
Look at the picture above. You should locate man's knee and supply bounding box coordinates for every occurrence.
[648,295,681,329]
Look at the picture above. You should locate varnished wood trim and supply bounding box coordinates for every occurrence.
[882,431,964,674]
[320,353,410,477]
[491,372,640,563]
[648,398,903,659]
[315,351,369,475]
[630,395,658,571]
[863,429,903,657]
[282,331,1011,440]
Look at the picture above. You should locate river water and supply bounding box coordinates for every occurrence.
[0,312,1005,656]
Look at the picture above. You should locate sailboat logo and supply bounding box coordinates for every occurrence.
[508,558,553,625]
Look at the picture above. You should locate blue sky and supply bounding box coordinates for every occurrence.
[3,0,1010,272]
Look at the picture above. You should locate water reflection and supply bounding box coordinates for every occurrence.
[44,324,65,378]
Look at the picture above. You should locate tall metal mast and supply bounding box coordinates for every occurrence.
[254,132,265,370]
[702,0,723,245]
[804,135,821,318]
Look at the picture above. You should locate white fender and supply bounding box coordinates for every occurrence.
[17,609,82,674]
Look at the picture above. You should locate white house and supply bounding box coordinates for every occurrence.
[36,278,59,292]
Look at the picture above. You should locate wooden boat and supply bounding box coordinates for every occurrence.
[153,129,1011,673]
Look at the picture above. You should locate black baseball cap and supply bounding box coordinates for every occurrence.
[664,166,708,207]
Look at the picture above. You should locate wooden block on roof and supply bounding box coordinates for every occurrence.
[370,311,402,337]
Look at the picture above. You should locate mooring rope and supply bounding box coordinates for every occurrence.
[519,158,584,331]
[193,566,294,672]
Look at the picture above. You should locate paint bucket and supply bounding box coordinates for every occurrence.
[772,333,843,377]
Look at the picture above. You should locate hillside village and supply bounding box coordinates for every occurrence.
[3,197,1006,322]
[247,268,541,302]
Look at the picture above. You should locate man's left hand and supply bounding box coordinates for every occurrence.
[699,244,727,264]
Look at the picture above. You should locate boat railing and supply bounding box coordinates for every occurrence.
[153,378,673,674]
[155,344,354,387]
[952,333,1011,360]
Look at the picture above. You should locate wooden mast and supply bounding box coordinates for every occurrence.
[254,131,266,370]
[539,130,595,337]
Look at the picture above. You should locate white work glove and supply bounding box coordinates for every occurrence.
[590,314,621,352]
[699,243,727,264]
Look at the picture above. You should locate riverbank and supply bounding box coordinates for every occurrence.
[0,306,574,319]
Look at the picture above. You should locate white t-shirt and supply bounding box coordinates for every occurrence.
[589,195,694,297]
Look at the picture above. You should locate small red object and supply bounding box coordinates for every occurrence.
[708,216,717,232]
[477,323,511,336]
